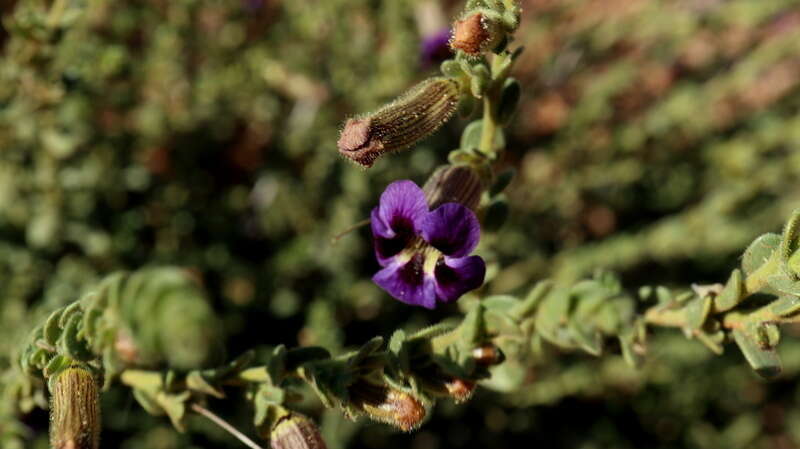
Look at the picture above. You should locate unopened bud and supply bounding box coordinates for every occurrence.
[450,13,500,56]
[338,77,459,168]
[348,379,426,431]
[419,368,477,404]
[423,165,484,211]
[445,378,476,403]
[472,344,504,366]
[50,367,100,449]
[270,413,328,449]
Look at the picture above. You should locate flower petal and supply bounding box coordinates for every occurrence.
[373,255,438,309]
[420,203,480,257]
[371,180,429,264]
[375,180,429,235]
[433,255,486,303]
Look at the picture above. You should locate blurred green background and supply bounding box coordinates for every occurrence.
[3,0,800,448]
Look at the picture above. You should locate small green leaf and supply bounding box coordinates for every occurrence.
[686,296,712,330]
[742,233,781,276]
[285,347,330,370]
[388,330,406,355]
[44,309,63,346]
[132,389,163,416]
[569,324,602,356]
[186,372,224,398]
[714,269,744,313]
[43,355,70,379]
[440,60,465,79]
[482,295,519,312]
[732,327,782,379]
[771,295,800,317]
[766,274,800,296]
[470,65,490,98]
[618,333,644,369]
[58,313,94,362]
[460,304,486,348]
[157,391,190,432]
[496,78,521,125]
[511,280,553,319]
[460,119,505,152]
[483,198,509,232]
[485,309,521,337]
[350,337,384,366]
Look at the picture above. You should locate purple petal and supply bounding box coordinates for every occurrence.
[373,255,438,309]
[371,180,429,264]
[420,28,453,67]
[420,203,481,257]
[434,255,486,304]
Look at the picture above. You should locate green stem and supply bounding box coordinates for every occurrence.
[479,95,496,154]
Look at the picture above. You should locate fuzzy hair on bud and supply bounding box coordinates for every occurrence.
[50,367,100,449]
[450,13,500,56]
[423,164,485,211]
[270,413,328,449]
[348,379,426,431]
[338,77,460,168]
[444,377,477,403]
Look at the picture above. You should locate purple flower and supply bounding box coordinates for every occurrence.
[420,28,453,68]
[371,180,486,309]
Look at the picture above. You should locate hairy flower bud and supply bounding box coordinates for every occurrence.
[418,367,477,404]
[423,164,484,211]
[444,377,477,403]
[348,379,426,431]
[270,413,328,449]
[50,367,100,449]
[450,13,500,56]
[338,77,459,168]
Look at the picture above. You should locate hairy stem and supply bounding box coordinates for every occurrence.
[191,403,265,449]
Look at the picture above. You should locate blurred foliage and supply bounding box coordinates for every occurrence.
[4,0,800,448]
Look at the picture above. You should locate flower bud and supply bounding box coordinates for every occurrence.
[422,165,484,211]
[419,368,477,404]
[444,378,477,403]
[270,413,328,449]
[50,367,100,449]
[348,379,426,431]
[472,343,504,365]
[338,77,459,168]
[450,13,500,56]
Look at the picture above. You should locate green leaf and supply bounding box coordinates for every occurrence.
[489,169,515,196]
[714,269,744,313]
[350,337,384,366]
[157,391,190,432]
[43,309,63,346]
[460,304,487,348]
[618,333,645,369]
[686,296,712,330]
[569,324,602,356]
[483,198,509,232]
[770,295,800,317]
[766,274,800,296]
[485,309,521,337]
[285,347,330,370]
[732,327,782,379]
[460,120,505,152]
[496,78,521,125]
[482,295,519,313]
[511,280,553,319]
[186,372,224,398]
[742,233,781,276]
[470,65,491,98]
[440,60,465,79]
